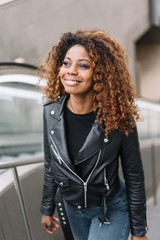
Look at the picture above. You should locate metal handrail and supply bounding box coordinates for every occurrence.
[0,153,44,169]
[0,153,44,240]
[0,140,159,239]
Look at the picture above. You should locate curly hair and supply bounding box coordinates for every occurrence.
[37,29,140,136]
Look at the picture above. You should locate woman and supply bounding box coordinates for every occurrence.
[38,29,148,240]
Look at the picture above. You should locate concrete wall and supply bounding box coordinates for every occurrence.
[136,44,160,101]
[0,0,150,82]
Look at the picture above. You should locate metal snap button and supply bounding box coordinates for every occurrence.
[51,110,55,115]
[63,221,66,224]
[77,205,82,209]
[51,130,54,135]
[59,182,63,186]
[58,203,61,206]
[104,138,108,143]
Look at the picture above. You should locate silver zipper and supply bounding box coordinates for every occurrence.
[49,135,62,164]
[104,168,110,190]
[83,182,87,207]
[83,150,101,207]
[49,133,101,207]
[51,144,62,165]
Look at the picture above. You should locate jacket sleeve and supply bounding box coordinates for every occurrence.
[120,126,147,236]
[40,107,58,216]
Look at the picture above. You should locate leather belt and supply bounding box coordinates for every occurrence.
[55,188,74,240]
[98,177,120,225]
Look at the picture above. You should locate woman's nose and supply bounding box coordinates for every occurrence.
[67,65,78,75]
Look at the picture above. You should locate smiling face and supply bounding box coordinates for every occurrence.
[59,44,94,97]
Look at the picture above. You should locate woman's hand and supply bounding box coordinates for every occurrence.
[41,215,59,234]
[131,235,148,240]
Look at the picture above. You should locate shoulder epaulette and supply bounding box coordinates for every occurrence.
[43,99,54,106]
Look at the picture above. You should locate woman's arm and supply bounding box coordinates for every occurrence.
[40,107,58,217]
[120,126,148,237]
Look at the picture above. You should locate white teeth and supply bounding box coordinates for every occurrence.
[65,79,80,82]
[63,78,82,86]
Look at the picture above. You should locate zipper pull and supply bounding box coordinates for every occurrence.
[105,180,110,190]
[104,168,110,190]
[57,156,62,165]
[84,182,87,190]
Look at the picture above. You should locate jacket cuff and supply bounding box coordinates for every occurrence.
[40,205,55,216]
[131,226,148,236]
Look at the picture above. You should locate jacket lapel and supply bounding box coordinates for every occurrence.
[74,120,111,165]
[49,95,74,167]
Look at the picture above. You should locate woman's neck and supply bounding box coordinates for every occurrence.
[67,94,94,114]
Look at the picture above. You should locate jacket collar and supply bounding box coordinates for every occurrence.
[49,95,111,165]
[59,94,69,116]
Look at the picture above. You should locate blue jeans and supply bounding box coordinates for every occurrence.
[65,180,130,240]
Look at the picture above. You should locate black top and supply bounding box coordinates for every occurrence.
[64,107,96,163]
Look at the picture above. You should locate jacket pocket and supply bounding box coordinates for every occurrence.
[54,177,70,188]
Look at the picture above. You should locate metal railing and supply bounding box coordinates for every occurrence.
[0,153,44,240]
[0,140,160,239]
[140,139,160,205]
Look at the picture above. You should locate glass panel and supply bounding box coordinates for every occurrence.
[0,70,43,158]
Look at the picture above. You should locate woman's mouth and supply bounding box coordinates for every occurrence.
[64,78,82,86]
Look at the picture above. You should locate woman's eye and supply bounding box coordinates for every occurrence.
[62,61,70,67]
[79,64,90,69]
[62,61,90,69]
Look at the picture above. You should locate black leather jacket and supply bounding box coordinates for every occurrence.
[41,95,147,236]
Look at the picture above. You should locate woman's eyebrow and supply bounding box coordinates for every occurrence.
[64,56,91,63]
[78,59,91,63]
